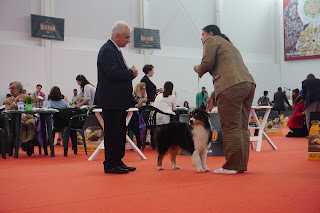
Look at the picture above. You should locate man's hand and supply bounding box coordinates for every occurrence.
[15,95,23,103]
[131,65,138,78]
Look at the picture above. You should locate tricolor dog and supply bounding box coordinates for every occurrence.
[154,109,212,172]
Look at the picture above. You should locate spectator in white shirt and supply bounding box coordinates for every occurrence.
[153,81,177,125]
[75,75,96,108]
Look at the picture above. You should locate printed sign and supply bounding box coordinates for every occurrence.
[134,27,161,49]
[31,14,65,41]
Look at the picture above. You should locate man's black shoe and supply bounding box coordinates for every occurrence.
[105,165,129,174]
[119,164,136,171]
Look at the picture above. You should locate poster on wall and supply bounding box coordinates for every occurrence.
[283,0,320,61]
[31,14,65,41]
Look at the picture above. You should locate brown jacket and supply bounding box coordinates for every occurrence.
[197,36,255,98]
[4,95,35,143]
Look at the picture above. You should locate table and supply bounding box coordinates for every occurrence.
[249,106,278,152]
[88,108,147,160]
[2,109,58,158]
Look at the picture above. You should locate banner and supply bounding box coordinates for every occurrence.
[134,28,161,49]
[31,14,65,41]
[283,0,320,61]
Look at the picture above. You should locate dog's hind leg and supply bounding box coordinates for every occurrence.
[191,150,205,172]
[200,151,210,172]
[157,153,165,170]
[170,146,181,169]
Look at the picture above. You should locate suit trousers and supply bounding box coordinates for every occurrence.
[305,101,320,130]
[217,82,255,171]
[103,109,127,169]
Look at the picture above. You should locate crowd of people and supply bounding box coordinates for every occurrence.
[2,20,320,176]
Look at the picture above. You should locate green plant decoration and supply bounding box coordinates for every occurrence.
[23,95,34,105]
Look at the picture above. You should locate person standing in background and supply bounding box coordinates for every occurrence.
[95,21,138,174]
[75,75,96,108]
[32,84,45,108]
[302,73,320,130]
[194,25,256,174]
[205,91,216,112]
[71,89,78,104]
[273,87,290,114]
[196,87,208,110]
[153,81,177,125]
[141,64,162,103]
[257,91,272,106]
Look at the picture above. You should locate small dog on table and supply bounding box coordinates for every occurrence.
[154,109,212,172]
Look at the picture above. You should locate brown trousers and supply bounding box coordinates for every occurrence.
[217,82,255,171]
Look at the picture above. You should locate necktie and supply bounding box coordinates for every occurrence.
[119,50,128,69]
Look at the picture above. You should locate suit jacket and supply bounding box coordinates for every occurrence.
[273,91,290,110]
[95,39,134,110]
[196,36,255,98]
[141,75,156,102]
[302,77,320,108]
[4,96,35,142]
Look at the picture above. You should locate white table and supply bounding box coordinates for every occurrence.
[249,106,278,152]
[88,108,147,160]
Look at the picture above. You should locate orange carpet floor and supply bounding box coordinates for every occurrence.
[1,129,319,213]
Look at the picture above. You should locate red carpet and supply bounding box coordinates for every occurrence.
[1,129,319,213]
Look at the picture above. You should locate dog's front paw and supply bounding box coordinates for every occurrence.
[172,165,180,169]
[157,166,164,170]
[197,168,205,173]
[204,168,211,172]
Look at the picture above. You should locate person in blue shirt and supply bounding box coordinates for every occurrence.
[48,86,69,109]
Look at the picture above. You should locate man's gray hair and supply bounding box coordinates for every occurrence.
[10,81,23,93]
[307,73,315,79]
[111,21,131,37]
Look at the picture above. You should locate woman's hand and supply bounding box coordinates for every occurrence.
[76,97,83,102]
[194,65,203,78]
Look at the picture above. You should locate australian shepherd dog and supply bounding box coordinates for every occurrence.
[154,109,212,172]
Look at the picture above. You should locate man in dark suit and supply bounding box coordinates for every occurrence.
[302,73,320,130]
[273,87,290,114]
[96,21,138,174]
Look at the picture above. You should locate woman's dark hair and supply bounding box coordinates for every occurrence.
[294,95,303,105]
[183,101,189,108]
[202,25,231,42]
[293,88,299,94]
[163,81,173,98]
[48,86,64,101]
[142,64,154,74]
[76,74,92,92]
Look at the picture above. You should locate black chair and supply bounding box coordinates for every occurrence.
[138,105,174,150]
[257,111,279,120]
[52,107,89,156]
[0,114,9,159]
[280,111,294,117]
